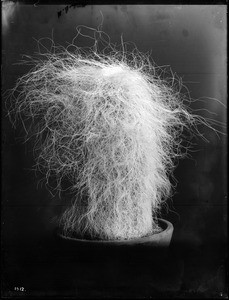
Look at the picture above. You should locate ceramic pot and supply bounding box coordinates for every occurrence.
[54,218,174,263]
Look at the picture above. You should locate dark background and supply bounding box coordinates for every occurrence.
[2,4,227,298]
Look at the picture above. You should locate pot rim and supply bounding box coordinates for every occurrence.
[56,218,173,245]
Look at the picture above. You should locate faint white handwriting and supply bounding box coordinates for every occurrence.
[14,287,25,292]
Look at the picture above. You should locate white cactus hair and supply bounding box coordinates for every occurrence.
[7,26,220,240]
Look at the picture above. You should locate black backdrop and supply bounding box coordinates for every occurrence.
[2,4,227,298]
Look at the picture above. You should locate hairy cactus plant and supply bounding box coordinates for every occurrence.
[8,28,215,240]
